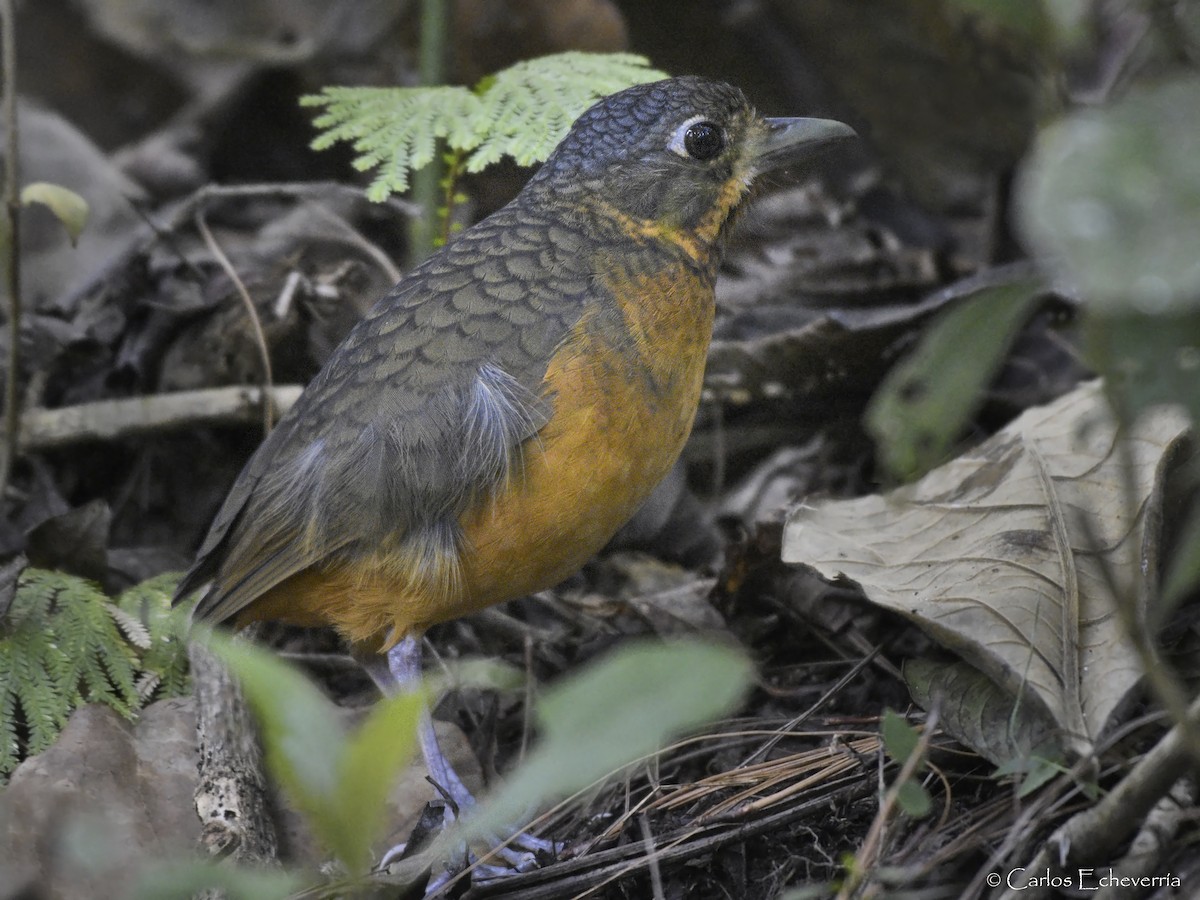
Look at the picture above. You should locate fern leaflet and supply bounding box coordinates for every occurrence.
[466,52,666,171]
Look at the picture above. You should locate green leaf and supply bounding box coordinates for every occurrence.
[206,634,348,857]
[115,573,190,701]
[133,859,304,900]
[866,275,1042,481]
[1083,311,1200,426]
[334,691,424,874]
[895,778,933,818]
[880,709,921,768]
[1017,74,1200,315]
[207,635,429,873]
[994,753,1066,797]
[21,182,89,245]
[457,639,752,842]
[1016,756,1064,797]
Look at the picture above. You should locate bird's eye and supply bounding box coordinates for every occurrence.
[683,121,724,160]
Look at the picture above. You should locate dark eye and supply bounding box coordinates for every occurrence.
[683,121,724,160]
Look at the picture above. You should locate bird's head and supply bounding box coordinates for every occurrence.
[530,76,855,247]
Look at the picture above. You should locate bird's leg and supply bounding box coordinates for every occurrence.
[386,634,478,815]
[363,636,557,873]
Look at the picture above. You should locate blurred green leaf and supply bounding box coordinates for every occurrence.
[1162,503,1200,613]
[895,778,933,818]
[134,859,304,900]
[1085,311,1200,424]
[994,753,1067,797]
[867,276,1041,480]
[1017,75,1200,314]
[881,709,921,767]
[947,0,1051,43]
[457,639,753,842]
[207,635,351,863]
[21,182,89,244]
[947,0,1087,47]
[335,692,424,874]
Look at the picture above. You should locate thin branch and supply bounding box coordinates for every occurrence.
[57,181,416,318]
[17,385,302,451]
[304,201,403,282]
[0,0,19,497]
[636,815,666,900]
[837,707,939,899]
[997,692,1200,899]
[194,210,274,435]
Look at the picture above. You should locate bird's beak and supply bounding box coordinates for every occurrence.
[755,117,856,174]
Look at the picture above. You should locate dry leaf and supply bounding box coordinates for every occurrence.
[783,381,1188,757]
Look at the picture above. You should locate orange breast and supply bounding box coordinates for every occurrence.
[237,260,715,650]
[457,267,715,619]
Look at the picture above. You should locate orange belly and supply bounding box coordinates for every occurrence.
[460,275,713,616]
[238,267,715,649]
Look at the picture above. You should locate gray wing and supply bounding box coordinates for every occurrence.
[175,197,603,624]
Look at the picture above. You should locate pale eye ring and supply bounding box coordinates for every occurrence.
[668,116,725,161]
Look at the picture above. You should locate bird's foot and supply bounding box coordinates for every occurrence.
[376,797,563,891]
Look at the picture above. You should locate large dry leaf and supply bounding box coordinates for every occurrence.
[783,381,1188,755]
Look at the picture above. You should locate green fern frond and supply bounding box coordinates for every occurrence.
[465,52,666,172]
[116,573,191,700]
[0,570,190,781]
[302,52,667,200]
[304,86,480,199]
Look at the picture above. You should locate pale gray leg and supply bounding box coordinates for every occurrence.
[363,636,559,875]
[386,635,476,813]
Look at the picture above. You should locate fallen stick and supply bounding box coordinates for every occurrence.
[18,385,302,451]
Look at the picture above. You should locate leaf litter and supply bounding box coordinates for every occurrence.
[784,380,1190,762]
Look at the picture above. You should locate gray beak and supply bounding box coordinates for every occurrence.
[756,117,857,173]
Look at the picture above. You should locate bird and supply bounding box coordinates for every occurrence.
[176,75,853,859]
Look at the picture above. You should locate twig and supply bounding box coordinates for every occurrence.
[837,707,939,900]
[0,0,20,497]
[194,210,274,435]
[304,201,403,282]
[1098,777,1194,900]
[997,692,1200,899]
[57,181,416,316]
[739,644,885,767]
[17,385,301,451]
[636,815,666,900]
